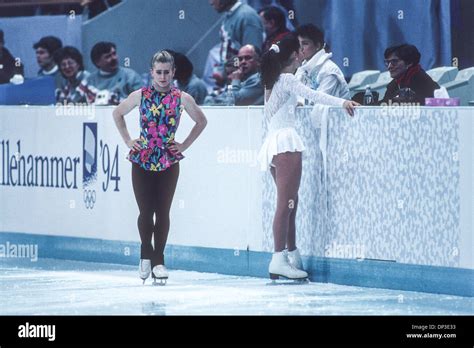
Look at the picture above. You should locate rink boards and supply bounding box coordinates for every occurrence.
[0,105,472,296]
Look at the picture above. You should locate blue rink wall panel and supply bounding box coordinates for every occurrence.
[0,232,472,297]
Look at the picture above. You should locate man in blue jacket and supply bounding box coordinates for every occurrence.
[208,0,263,88]
[205,44,263,106]
[87,41,143,105]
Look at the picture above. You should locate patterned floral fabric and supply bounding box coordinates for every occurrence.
[128,86,184,171]
[55,70,96,104]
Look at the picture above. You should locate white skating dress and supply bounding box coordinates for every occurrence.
[257,73,345,171]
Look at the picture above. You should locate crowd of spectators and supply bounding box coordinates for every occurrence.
[0,0,440,106]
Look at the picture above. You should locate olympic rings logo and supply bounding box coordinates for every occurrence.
[83,189,96,209]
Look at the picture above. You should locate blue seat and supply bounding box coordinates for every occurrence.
[0,76,56,105]
[443,67,474,106]
[352,71,392,98]
[426,66,458,85]
[348,70,380,93]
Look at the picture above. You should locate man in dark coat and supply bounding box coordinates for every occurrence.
[0,30,18,84]
[381,44,439,105]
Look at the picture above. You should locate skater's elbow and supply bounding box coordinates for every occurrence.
[199,116,208,129]
[191,110,207,131]
[112,108,120,118]
[112,108,124,122]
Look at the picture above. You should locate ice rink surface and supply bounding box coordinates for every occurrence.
[1,258,472,315]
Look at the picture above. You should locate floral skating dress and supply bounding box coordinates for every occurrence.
[128,86,185,171]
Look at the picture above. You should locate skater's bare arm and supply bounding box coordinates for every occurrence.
[169,92,207,155]
[113,89,142,151]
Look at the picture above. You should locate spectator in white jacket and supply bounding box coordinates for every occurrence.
[295,24,349,102]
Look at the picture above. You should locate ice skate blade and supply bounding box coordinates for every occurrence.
[152,278,167,286]
[152,274,168,286]
[267,273,309,285]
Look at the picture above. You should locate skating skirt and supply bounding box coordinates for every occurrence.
[257,127,305,171]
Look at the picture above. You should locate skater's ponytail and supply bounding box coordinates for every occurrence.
[151,50,175,69]
[261,34,300,89]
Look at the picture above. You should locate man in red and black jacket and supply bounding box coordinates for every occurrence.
[380,44,439,105]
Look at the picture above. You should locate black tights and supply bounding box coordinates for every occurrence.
[132,162,179,267]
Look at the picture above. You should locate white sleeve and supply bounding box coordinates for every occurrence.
[295,67,305,81]
[294,68,307,105]
[284,74,345,107]
[316,74,340,96]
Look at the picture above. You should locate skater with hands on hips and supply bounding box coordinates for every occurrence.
[113,50,207,285]
[257,35,359,283]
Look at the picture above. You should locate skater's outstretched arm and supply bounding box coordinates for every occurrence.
[113,89,142,151]
[168,92,207,155]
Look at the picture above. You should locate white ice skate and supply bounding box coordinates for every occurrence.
[268,250,308,284]
[139,259,151,284]
[287,248,304,271]
[152,265,169,286]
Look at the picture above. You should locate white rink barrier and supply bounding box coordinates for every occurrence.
[0,105,472,296]
[0,105,263,250]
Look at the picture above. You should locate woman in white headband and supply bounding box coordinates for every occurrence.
[258,34,358,281]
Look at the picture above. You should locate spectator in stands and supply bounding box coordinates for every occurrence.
[54,46,95,104]
[205,54,240,98]
[381,44,439,105]
[87,41,142,105]
[208,0,263,88]
[202,44,221,93]
[205,44,264,105]
[247,0,298,29]
[168,51,208,105]
[0,29,23,84]
[295,24,349,100]
[259,6,290,53]
[33,36,62,78]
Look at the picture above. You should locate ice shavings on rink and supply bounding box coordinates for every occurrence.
[0,258,472,315]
